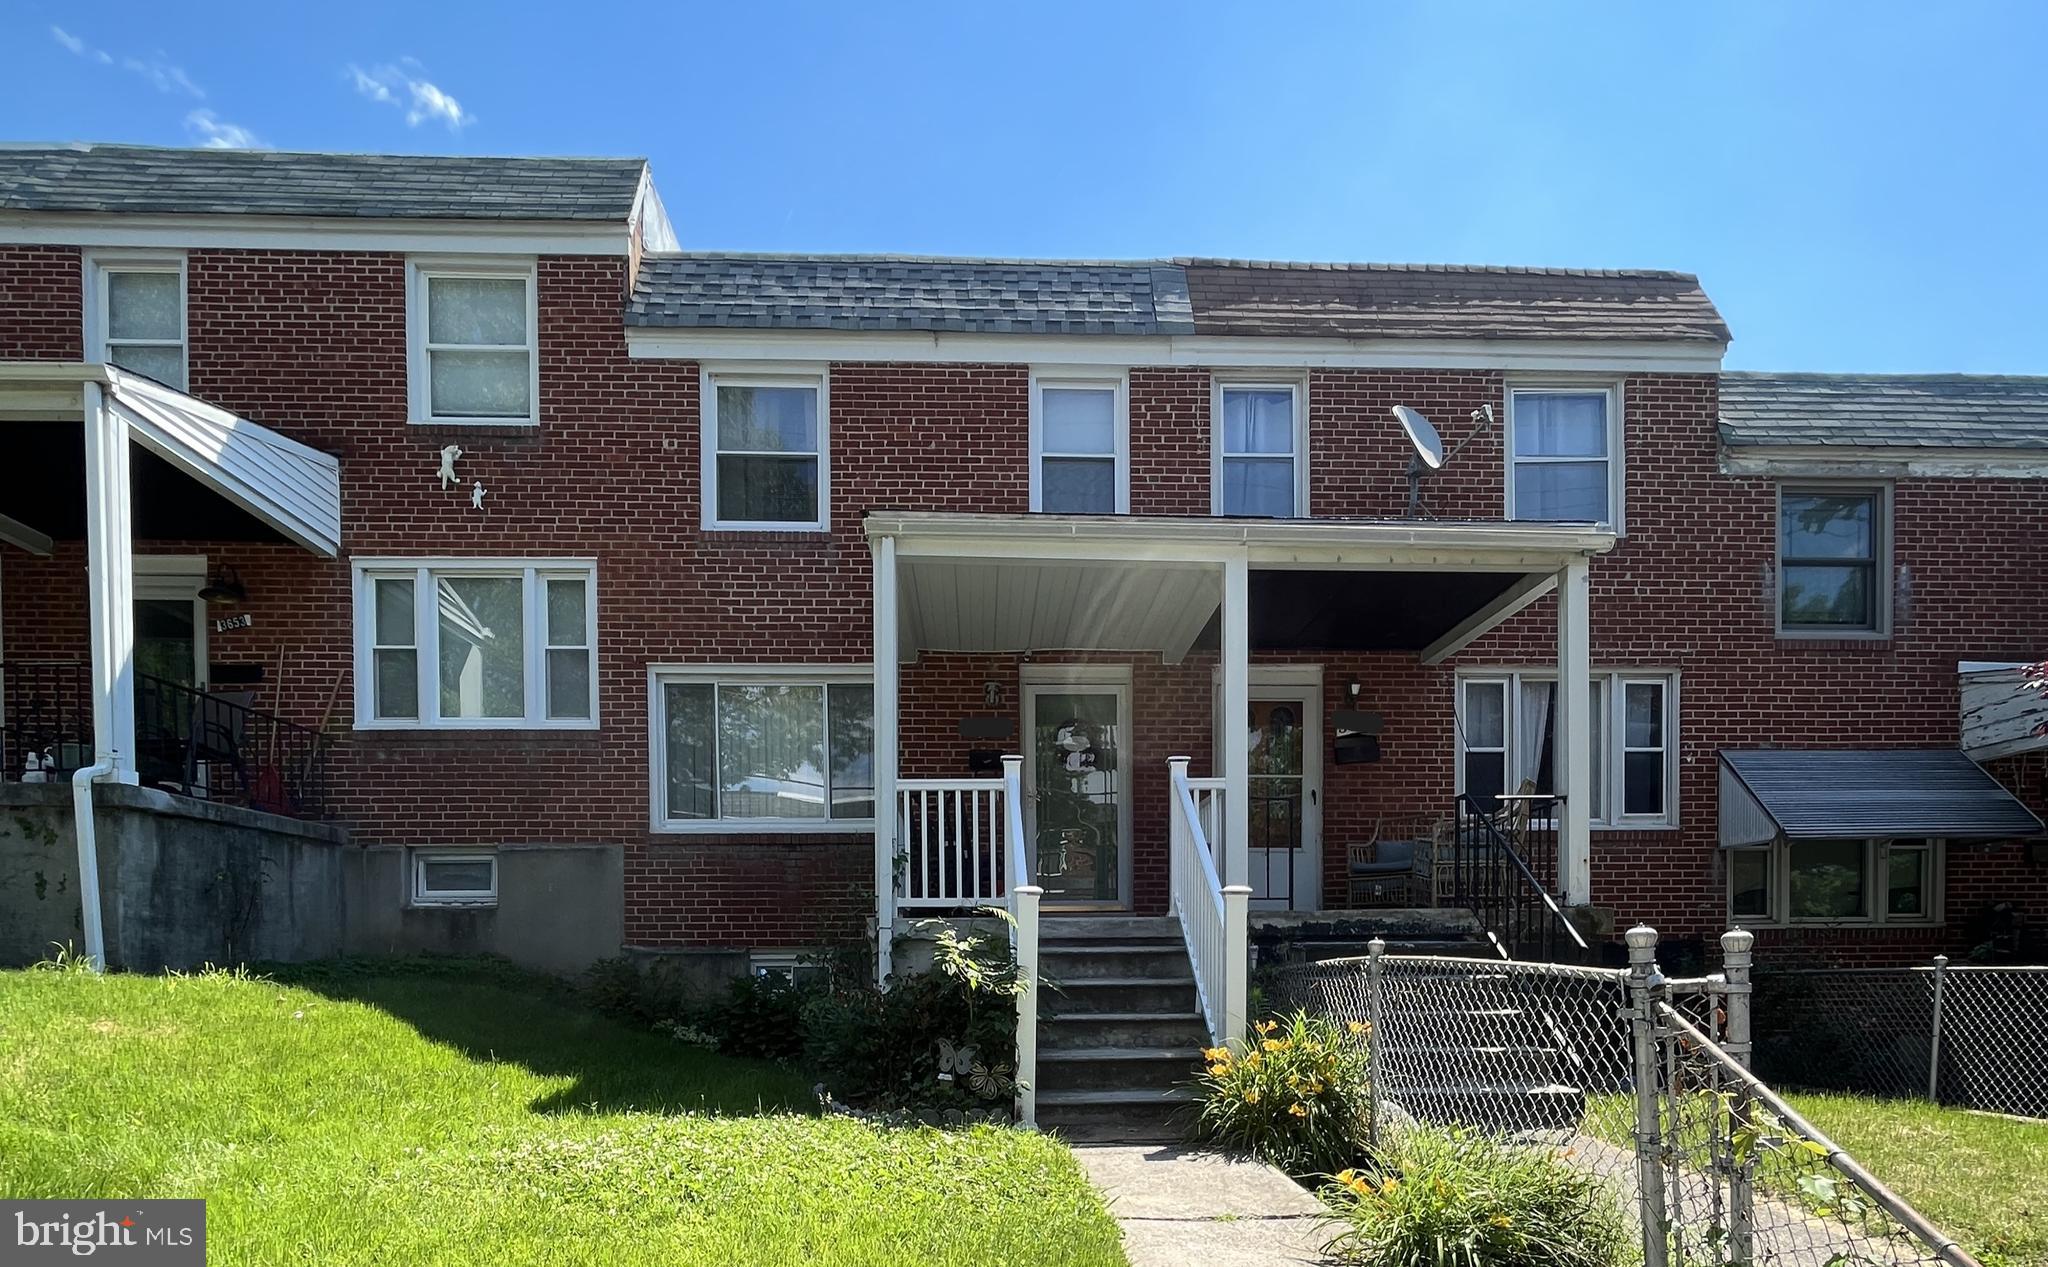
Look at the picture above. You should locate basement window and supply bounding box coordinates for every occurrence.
[413,852,498,906]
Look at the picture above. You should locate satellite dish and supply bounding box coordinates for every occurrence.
[1392,406,1446,470]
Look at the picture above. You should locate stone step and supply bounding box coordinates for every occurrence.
[1385,1082,1588,1133]
[1035,1087,1194,1144]
[1379,1044,1567,1084]
[1037,1045,1202,1093]
[1040,1010,1212,1051]
[1041,942,1193,980]
[1039,915,1184,945]
[1045,975,1200,1015]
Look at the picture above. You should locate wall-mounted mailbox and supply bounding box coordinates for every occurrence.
[966,749,1002,773]
[959,717,1013,740]
[1333,708,1383,766]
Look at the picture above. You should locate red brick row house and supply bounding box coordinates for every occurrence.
[3,145,2044,1020]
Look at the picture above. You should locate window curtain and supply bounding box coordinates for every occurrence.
[1515,680,1554,793]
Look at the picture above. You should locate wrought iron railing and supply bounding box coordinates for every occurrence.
[1448,793,1586,962]
[2,661,330,819]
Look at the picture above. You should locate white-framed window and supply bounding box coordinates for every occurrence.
[1729,838,1940,927]
[701,368,829,530]
[84,250,188,391]
[749,952,829,987]
[1455,670,1678,828]
[353,559,596,730]
[649,666,874,832]
[412,851,498,906]
[1505,383,1622,528]
[405,257,539,425]
[1212,379,1306,517]
[1778,484,1889,636]
[1030,371,1128,514]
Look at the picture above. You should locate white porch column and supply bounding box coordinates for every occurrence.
[1555,558,1592,905]
[81,382,136,780]
[871,534,899,985]
[1220,554,1250,889]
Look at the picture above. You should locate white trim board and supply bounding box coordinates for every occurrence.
[1720,444,2048,479]
[0,212,633,256]
[628,328,1726,374]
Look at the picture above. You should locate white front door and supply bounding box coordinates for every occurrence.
[1221,670,1323,912]
[1021,668,1133,910]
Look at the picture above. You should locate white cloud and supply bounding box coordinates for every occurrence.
[345,61,473,131]
[185,110,264,150]
[51,26,203,97]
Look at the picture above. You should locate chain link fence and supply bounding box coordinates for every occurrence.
[1276,929,1983,1267]
[1754,962,2048,1119]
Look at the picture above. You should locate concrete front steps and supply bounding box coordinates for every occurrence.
[1372,962,1590,1132]
[1035,916,1207,1143]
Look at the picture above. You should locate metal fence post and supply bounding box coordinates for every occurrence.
[1626,924,1670,1267]
[1366,935,1386,1147]
[1927,953,1949,1103]
[1720,927,1756,1267]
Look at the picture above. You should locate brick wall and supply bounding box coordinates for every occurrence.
[3,241,2043,965]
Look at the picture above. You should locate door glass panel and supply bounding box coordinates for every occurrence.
[134,598,197,686]
[1031,690,1122,904]
[1248,700,1303,853]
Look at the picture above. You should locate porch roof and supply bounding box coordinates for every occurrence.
[0,363,341,557]
[865,512,1614,661]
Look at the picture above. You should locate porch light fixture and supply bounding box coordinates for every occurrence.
[198,564,247,605]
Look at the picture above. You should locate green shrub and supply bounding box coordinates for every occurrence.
[703,971,815,1063]
[1191,1010,1373,1176]
[1321,1126,1628,1267]
[805,918,1025,1112]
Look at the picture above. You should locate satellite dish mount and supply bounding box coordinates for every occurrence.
[1391,404,1497,518]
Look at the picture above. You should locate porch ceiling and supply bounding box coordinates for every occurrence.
[899,557,1219,657]
[1191,569,1529,653]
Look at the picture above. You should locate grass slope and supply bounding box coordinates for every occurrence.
[0,961,1126,1267]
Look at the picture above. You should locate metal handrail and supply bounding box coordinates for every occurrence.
[1449,793,1586,961]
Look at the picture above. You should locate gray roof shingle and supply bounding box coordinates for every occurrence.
[1721,372,2048,449]
[629,253,1728,341]
[0,144,646,221]
[628,254,1195,334]
[1721,749,2044,841]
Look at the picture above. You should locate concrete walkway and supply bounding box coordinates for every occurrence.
[1073,1145,1335,1267]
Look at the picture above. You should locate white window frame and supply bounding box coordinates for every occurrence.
[1454,668,1680,829]
[1028,369,1130,514]
[749,951,829,987]
[351,558,598,731]
[1032,368,1130,513]
[700,365,831,532]
[405,256,541,426]
[1727,838,1943,928]
[1503,381,1624,532]
[1775,482,1892,638]
[647,664,876,834]
[83,249,188,391]
[1211,377,1308,518]
[411,850,499,907]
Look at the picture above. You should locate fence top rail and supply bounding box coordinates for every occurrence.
[1662,974,1725,992]
[1655,1000,1985,1267]
[1305,951,1630,984]
[896,776,1005,792]
[1765,963,2048,977]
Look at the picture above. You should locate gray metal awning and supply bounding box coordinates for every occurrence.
[1718,749,2044,846]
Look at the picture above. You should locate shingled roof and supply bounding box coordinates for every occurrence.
[629,254,1729,342]
[628,255,1196,335]
[1720,372,2048,449]
[1180,260,1728,342]
[0,144,647,221]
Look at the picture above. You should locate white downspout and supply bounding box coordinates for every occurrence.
[71,755,115,971]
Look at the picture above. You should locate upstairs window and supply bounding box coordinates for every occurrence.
[355,560,595,729]
[407,259,538,425]
[1507,386,1618,526]
[1214,382,1303,517]
[1031,374,1127,513]
[703,372,828,530]
[1778,485,1886,634]
[88,253,187,390]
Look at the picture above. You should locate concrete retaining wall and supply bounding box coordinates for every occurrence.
[0,784,622,975]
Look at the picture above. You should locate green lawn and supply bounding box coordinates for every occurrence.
[0,960,1127,1267]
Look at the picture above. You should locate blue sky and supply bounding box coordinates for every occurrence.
[7,2,2046,372]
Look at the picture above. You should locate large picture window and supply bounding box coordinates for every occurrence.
[702,372,828,530]
[406,259,538,425]
[1728,838,1939,926]
[651,669,874,830]
[1506,385,1619,526]
[1456,670,1676,827]
[354,560,595,729]
[1778,485,1886,634]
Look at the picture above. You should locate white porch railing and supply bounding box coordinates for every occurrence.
[1168,757,1249,1047]
[895,775,1009,910]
